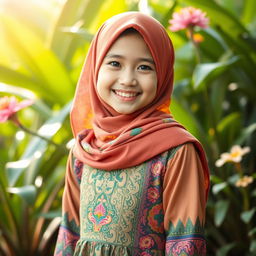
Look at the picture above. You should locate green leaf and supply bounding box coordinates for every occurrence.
[249,227,256,237]
[38,210,62,219]
[250,240,256,253]
[192,56,239,90]
[170,98,208,147]
[1,14,73,104]
[6,101,71,186]
[214,200,230,227]
[235,123,256,145]
[212,182,228,195]
[241,208,256,224]
[7,185,36,205]
[217,112,241,148]
[216,243,236,256]
[242,0,256,24]
[61,27,94,41]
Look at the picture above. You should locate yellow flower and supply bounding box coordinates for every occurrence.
[215,145,250,167]
[235,175,254,188]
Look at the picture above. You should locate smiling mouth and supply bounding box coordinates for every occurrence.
[112,89,141,100]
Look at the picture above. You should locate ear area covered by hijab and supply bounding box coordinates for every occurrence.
[71,12,210,198]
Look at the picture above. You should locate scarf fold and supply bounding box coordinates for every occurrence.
[71,12,210,196]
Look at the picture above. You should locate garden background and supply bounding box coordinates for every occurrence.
[0,0,255,255]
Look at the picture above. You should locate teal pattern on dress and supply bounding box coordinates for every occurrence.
[80,164,147,247]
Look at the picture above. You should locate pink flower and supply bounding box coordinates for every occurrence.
[169,7,209,32]
[0,96,33,123]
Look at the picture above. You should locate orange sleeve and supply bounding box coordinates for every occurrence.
[163,143,207,255]
[54,150,81,256]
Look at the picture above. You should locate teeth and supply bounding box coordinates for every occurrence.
[115,90,137,98]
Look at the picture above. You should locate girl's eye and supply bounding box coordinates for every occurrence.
[138,65,153,71]
[108,61,120,67]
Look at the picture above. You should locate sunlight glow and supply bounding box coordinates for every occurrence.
[16,131,25,141]
[6,159,30,169]
[66,138,75,149]
[38,122,61,136]
[34,150,42,159]
[35,176,43,187]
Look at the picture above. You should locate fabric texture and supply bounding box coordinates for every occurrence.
[70,12,209,197]
[54,143,207,256]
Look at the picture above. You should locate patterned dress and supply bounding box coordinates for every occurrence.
[54,143,207,256]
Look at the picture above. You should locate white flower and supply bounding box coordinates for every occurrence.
[235,175,254,188]
[215,145,250,167]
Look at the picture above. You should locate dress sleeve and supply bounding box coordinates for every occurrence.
[54,150,81,256]
[163,143,207,256]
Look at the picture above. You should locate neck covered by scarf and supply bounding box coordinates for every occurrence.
[71,12,209,196]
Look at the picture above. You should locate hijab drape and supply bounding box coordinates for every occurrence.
[71,12,210,196]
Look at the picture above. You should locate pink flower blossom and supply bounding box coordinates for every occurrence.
[0,96,33,123]
[169,7,209,32]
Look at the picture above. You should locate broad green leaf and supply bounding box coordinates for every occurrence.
[217,112,241,149]
[217,113,241,133]
[7,185,36,205]
[1,14,73,104]
[214,199,229,227]
[49,0,106,61]
[241,208,256,224]
[192,56,239,90]
[242,0,256,24]
[170,98,208,147]
[6,101,71,186]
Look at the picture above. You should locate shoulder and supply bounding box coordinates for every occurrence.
[166,143,199,163]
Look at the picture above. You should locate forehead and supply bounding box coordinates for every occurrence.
[106,31,153,58]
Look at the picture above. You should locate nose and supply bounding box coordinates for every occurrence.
[119,68,137,86]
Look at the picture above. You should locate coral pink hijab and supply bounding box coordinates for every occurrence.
[71,12,209,195]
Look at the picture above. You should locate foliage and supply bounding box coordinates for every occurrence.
[0,0,256,255]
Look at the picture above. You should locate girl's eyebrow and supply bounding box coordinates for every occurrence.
[105,54,155,65]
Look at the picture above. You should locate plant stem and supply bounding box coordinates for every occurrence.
[10,115,60,148]
[188,26,201,63]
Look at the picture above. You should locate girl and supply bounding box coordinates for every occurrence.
[54,12,210,256]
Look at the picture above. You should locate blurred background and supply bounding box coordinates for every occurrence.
[0,0,255,255]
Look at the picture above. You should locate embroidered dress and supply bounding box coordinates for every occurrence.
[54,143,206,256]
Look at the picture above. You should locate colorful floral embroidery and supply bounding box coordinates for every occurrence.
[139,235,155,249]
[166,218,206,256]
[54,213,80,256]
[147,187,160,203]
[148,204,164,233]
[88,195,112,232]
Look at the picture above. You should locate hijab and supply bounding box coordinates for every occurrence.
[71,12,210,196]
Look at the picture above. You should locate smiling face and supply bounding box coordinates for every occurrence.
[96,30,158,115]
